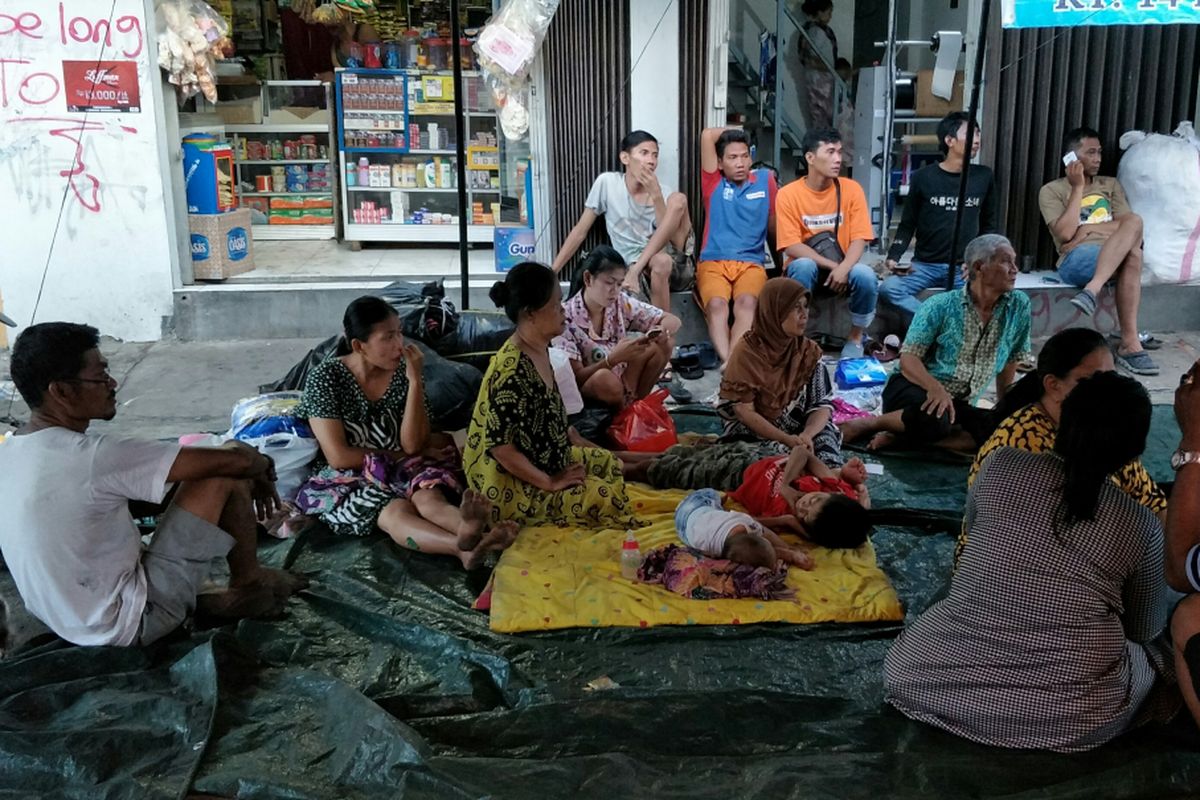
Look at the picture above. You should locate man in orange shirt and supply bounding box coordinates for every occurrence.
[776,128,878,358]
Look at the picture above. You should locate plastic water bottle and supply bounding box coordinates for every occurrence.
[620,530,641,580]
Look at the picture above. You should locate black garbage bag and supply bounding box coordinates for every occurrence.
[262,337,481,432]
[381,280,513,371]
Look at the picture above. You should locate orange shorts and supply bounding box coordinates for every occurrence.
[695,260,768,306]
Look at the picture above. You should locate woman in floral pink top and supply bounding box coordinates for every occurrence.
[552,246,682,409]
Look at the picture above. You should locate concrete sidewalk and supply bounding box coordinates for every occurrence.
[3,332,1200,440]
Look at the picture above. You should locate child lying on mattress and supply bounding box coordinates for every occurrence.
[675,488,815,570]
[729,444,872,548]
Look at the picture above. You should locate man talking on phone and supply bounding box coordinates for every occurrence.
[1038,126,1158,375]
[879,112,997,328]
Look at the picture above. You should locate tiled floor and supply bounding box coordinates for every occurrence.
[233,240,500,282]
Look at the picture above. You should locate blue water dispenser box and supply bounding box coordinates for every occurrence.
[835,357,888,390]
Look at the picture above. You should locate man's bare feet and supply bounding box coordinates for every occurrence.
[460,520,520,570]
[456,489,490,551]
[838,417,877,443]
[196,584,285,621]
[866,432,897,451]
[240,567,310,600]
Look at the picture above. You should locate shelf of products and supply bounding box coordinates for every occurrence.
[335,67,533,244]
[226,81,337,241]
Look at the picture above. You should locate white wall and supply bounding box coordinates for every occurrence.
[0,0,179,342]
[629,0,681,192]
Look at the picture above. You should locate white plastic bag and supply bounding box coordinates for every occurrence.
[1117,121,1200,285]
[549,346,584,415]
[243,432,319,501]
[473,0,560,140]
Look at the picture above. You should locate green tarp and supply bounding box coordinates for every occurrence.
[1,407,1195,799]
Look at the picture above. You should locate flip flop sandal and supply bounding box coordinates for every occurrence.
[1070,289,1097,316]
[1109,332,1163,350]
[696,342,720,371]
[1114,349,1161,376]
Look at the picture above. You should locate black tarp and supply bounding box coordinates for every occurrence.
[1,408,1196,799]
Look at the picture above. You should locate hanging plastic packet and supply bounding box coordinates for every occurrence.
[473,0,561,140]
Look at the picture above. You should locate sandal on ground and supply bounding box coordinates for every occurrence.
[695,342,720,371]
[1109,331,1163,350]
[657,371,695,404]
[1114,349,1160,376]
[1070,289,1097,316]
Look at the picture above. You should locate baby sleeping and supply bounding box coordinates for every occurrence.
[674,489,814,570]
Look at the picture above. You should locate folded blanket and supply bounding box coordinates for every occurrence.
[638,544,793,601]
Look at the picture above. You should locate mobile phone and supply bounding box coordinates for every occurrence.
[1062,150,1079,167]
[646,327,663,340]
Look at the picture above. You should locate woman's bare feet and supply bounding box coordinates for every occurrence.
[456,489,490,551]
[460,520,521,570]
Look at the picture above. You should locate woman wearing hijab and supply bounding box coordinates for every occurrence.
[718,277,840,465]
[631,278,843,490]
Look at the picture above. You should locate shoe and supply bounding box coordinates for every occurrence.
[1070,289,1097,316]
[839,340,865,359]
[1109,331,1163,350]
[695,342,720,371]
[658,373,694,404]
[1115,349,1160,376]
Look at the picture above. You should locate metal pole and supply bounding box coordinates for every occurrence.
[945,0,992,289]
[450,0,471,310]
[880,0,898,248]
[773,1,782,168]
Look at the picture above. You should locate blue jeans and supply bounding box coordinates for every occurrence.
[1057,243,1103,288]
[879,260,964,321]
[786,259,878,329]
[675,488,722,541]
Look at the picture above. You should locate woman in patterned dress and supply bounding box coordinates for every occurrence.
[463,263,640,528]
[295,296,517,568]
[553,245,681,410]
[885,372,1180,752]
[959,327,1167,563]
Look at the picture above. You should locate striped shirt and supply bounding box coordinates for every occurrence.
[885,448,1175,752]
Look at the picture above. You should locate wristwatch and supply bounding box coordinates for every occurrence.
[1170,449,1200,471]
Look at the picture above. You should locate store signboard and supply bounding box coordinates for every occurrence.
[61,60,141,113]
[1002,0,1200,28]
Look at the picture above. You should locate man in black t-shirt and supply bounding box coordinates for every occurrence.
[879,112,997,324]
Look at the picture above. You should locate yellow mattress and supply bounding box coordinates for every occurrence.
[488,485,904,633]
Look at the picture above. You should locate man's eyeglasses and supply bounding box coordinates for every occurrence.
[65,375,116,386]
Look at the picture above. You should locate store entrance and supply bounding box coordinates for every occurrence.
[174,0,536,285]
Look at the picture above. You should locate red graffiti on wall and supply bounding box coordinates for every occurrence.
[0,3,144,109]
[2,4,146,214]
[14,116,139,213]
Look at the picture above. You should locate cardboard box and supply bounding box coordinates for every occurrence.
[268,106,330,125]
[189,209,254,280]
[215,96,262,125]
[915,70,964,117]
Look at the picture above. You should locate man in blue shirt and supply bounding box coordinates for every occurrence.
[695,127,778,365]
[840,234,1031,452]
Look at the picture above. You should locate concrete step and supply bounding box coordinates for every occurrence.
[173,272,1200,344]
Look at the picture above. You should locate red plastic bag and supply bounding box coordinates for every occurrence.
[608,389,678,452]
